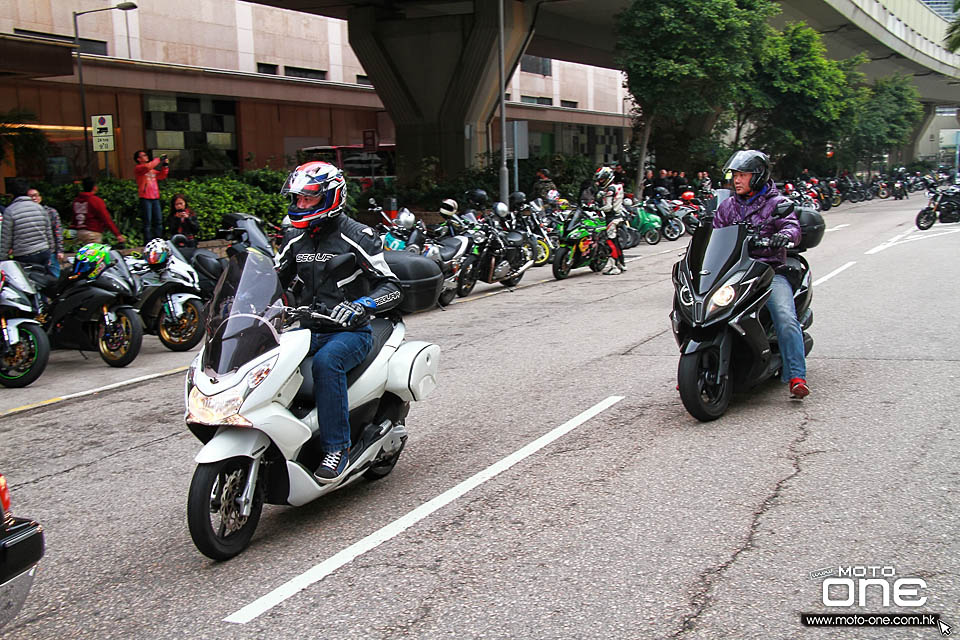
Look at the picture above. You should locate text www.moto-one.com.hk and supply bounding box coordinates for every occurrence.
[801,613,941,628]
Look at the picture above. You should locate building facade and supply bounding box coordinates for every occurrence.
[0,0,630,187]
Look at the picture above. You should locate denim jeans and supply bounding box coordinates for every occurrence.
[47,253,61,278]
[766,274,806,382]
[309,327,373,453]
[16,250,52,274]
[140,198,163,242]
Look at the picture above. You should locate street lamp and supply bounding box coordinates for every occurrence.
[73,2,137,176]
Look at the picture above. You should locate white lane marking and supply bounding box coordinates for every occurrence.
[0,365,190,417]
[865,229,914,255]
[883,227,960,247]
[825,224,849,232]
[224,395,626,624]
[813,261,856,287]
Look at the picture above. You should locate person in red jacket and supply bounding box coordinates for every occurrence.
[134,149,169,242]
[71,177,126,246]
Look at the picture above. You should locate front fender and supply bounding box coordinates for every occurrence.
[680,329,732,379]
[4,318,41,345]
[194,427,271,464]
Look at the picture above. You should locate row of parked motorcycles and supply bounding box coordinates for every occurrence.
[0,213,272,388]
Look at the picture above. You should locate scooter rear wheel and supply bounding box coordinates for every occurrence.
[188,457,263,561]
[678,349,731,422]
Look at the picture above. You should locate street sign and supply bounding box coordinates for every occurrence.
[91,114,114,137]
[362,129,378,153]
[93,136,115,152]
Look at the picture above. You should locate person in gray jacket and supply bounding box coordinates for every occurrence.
[1,179,56,275]
[27,187,64,277]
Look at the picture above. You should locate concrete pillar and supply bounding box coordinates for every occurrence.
[897,102,937,165]
[347,2,536,184]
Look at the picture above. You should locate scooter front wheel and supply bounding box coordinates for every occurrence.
[678,349,731,422]
[915,208,937,230]
[188,457,263,561]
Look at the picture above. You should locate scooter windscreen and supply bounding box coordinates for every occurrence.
[203,250,285,376]
[686,224,747,296]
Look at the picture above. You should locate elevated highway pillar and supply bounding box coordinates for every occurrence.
[348,3,535,184]
[895,102,938,166]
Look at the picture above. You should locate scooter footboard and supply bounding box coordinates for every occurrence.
[195,427,271,464]
[385,341,440,401]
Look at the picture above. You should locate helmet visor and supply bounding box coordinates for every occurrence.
[722,150,768,180]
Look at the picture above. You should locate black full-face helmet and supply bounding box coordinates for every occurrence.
[464,188,489,209]
[722,150,771,193]
[654,186,670,199]
[508,191,526,211]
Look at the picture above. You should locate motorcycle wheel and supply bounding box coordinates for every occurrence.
[502,239,535,286]
[820,198,832,212]
[437,288,457,307]
[364,436,406,480]
[456,256,478,297]
[187,456,263,561]
[811,199,821,212]
[552,247,573,280]
[915,208,937,231]
[589,243,610,272]
[98,307,144,368]
[865,190,874,201]
[831,193,842,207]
[0,322,50,388]
[663,219,685,241]
[677,349,731,422]
[878,188,889,199]
[643,228,661,245]
[533,238,551,267]
[158,298,204,352]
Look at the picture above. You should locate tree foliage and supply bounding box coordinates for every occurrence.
[946,0,960,52]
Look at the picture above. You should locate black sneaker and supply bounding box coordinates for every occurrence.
[314,449,349,483]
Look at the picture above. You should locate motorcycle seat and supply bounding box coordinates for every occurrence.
[21,264,60,294]
[192,250,225,281]
[437,237,466,261]
[295,318,396,403]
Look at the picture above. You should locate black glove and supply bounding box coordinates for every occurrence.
[769,233,791,249]
[329,300,369,328]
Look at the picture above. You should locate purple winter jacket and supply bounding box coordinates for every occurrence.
[712,182,800,268]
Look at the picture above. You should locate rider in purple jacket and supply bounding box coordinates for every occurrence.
[713,150,809,400]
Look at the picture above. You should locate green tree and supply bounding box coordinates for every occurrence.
[615,0,778,189]
[945,0,960,52]
[843,75,923,173]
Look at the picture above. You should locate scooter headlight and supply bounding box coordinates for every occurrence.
[186,356,276,426]
[711,285,736,308]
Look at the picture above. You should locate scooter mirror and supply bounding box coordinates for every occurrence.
[323,253,358,283]
[774,199,795,218]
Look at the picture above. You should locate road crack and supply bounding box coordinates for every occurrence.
[670,410,819,638]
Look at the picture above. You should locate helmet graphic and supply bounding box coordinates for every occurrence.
[144,238,169,269]
[594,166,615,189]
[545,188,560,203]
[73,243,112,280]
[721,150,771,193]
[281,161,346,229]
[439,199,458,219]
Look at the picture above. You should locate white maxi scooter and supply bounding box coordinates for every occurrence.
[185,250,440,560]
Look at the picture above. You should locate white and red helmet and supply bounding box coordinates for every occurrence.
[281,161,346,229]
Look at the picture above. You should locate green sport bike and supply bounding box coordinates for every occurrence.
[624,198,662,245]
[551,206,611,280]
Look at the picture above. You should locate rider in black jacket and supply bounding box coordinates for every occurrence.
[275,161,402,482]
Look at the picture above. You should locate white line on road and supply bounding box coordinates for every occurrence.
[865,229,914,255]
[825,224,850,232]
[224,394,626,624]
[813,261,856,287]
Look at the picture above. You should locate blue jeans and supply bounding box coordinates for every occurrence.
[47,253,61,278]
[766,274,806,382]
[16,250,53,276]
[140,198,163,242]
[309,327,373,453]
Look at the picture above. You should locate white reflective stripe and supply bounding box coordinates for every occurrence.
[336,268,363,289]
[274,232,304,268]
[340,233,397,279]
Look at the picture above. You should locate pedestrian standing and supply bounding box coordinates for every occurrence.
[71,177,126,246]
[27,188,65,277]
[167,193,199,247]
[1,179,56,275]
[134,149,169,242]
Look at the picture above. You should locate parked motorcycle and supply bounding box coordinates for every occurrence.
[185,250,440,560]
[551,205,610,280]
[0,261,50,387]
[670,196,824,421]
[915,185,960,230]
[456,203,536,296]
[125,240,205,351]
[624,198,662,245]
[646,191,686,240]
[893,178,909,200]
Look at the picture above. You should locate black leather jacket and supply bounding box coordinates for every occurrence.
[275,216,402,330]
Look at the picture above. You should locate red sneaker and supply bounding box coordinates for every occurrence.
[789,378,809,399]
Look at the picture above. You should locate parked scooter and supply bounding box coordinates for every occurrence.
[185,250,440,560]
[670,195,824,421]
[125,239,205,351]
[0,261,50,387]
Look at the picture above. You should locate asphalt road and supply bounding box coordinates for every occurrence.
[2,196,958,639]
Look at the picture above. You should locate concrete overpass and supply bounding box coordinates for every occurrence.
[246,0,960,175]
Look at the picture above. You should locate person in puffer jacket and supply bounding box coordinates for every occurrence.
[712,150,808,400]
[0,178,56,275]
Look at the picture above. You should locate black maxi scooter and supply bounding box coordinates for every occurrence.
[670,195,824,421]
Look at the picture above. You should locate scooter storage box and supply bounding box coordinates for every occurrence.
[383,251,443,314]
[796,208,825,251]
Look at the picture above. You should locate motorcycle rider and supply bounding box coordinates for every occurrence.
[275,161,403,482]
[712,150,809,399]
[594,166,627,275]
[530,168,558,201]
